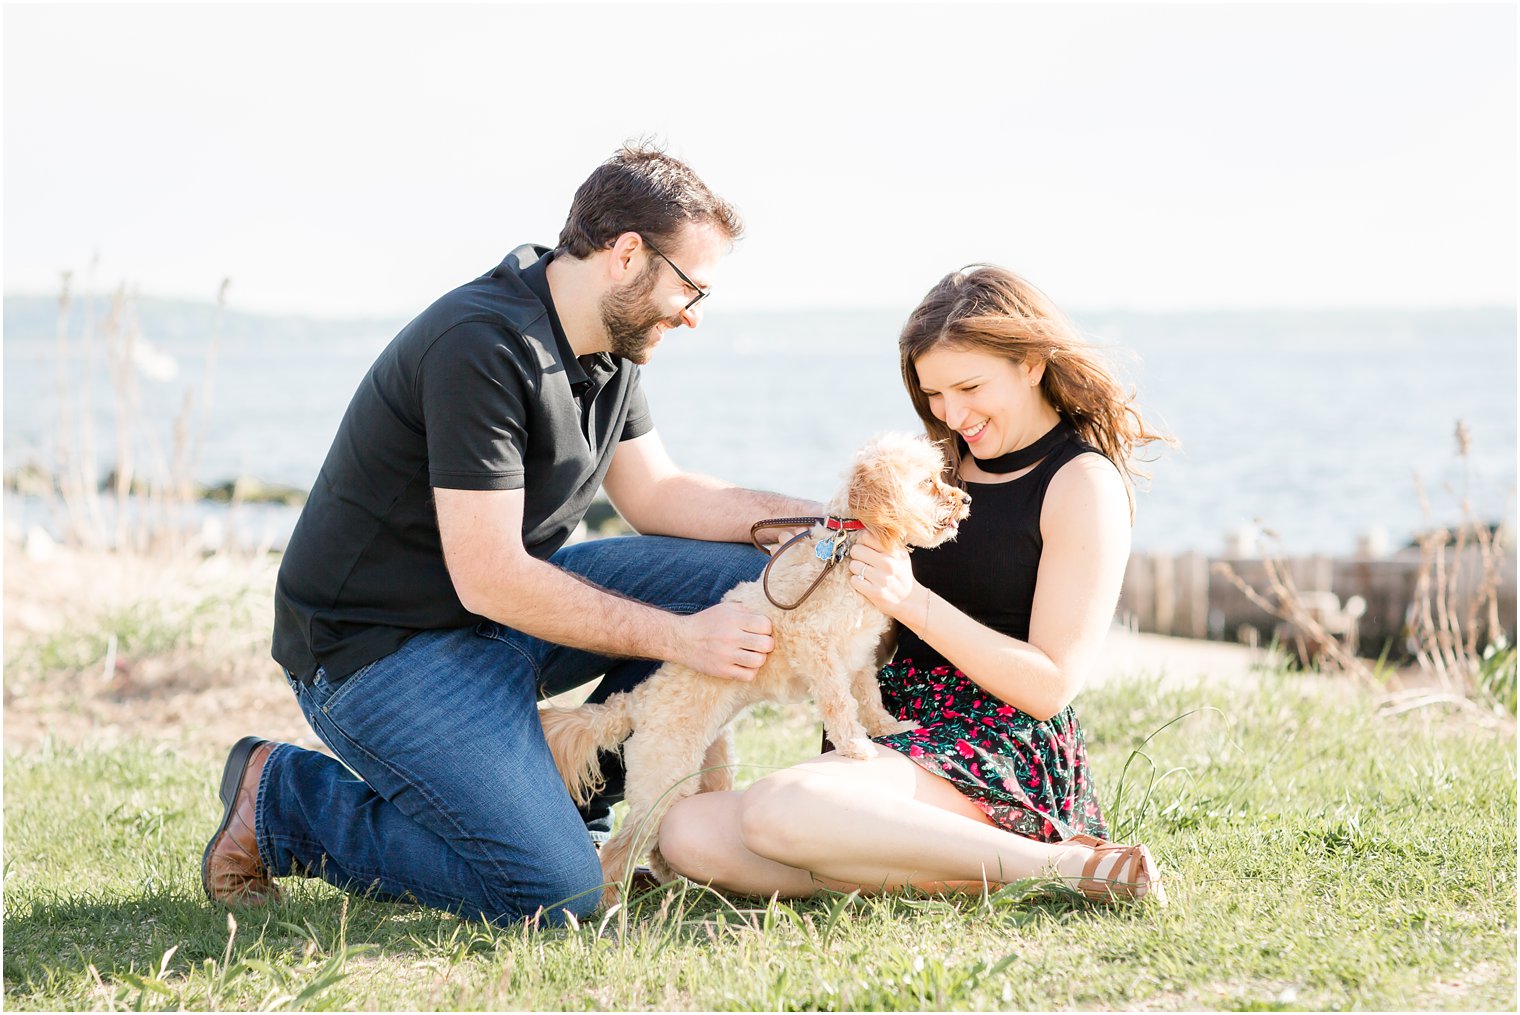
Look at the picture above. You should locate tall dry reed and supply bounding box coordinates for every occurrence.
[1392,420,1516,713]
[48,273,236,557]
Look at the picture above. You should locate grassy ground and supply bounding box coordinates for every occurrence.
[5,667,1515,1011]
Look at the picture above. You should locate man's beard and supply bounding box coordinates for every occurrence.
[600,259,675,364]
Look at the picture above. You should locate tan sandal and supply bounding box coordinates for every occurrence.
[1065,834,1167,905]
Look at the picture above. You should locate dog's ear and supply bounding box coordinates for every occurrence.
[847,450,908,552]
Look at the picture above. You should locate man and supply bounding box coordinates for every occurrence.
[201,144,820,924]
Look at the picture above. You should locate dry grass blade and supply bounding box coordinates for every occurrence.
[1211,533,1375,686]
[1400,420,1515,711]
[40,271,248,559]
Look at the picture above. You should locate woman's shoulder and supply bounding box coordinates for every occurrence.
[1054,445,1121,479]
[1040,450,1129,534]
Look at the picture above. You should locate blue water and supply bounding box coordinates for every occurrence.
[4,296,1514,553]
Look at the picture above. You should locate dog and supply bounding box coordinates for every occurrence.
[539,432,971,902]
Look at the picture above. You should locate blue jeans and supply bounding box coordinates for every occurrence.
[255,535,766,925]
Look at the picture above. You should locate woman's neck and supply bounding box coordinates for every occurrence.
[1007,403,1063,455]
[959,404,1065,484]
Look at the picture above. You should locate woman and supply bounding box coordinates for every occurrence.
[658,265,1169,903]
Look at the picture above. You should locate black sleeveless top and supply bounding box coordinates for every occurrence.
[894,422,1110,671]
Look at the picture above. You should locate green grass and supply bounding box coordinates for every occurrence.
[4,675,1515,1011]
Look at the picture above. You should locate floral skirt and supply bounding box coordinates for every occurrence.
[872,658,1108,843]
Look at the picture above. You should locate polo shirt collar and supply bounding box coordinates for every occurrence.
[514,246,617,393]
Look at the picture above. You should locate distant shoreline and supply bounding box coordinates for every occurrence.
[5,479,1510,561]
[6,290,1517,334]
[6,295,1515,558]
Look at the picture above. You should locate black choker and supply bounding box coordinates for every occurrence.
[966,420,1073,474]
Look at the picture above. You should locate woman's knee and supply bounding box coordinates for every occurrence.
[659,797,736,882]
[657,802,702,875]
[737,772,832,864]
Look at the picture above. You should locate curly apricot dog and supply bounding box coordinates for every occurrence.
[539,433,970,903]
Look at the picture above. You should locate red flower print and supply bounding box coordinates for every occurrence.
[970,762,981,777]
[955,739,975,759]
[908,744,925,758]
[996,706,1014,717]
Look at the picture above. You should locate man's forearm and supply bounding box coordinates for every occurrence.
[473,555,678,661]
[622,472,824,542]
[435,484,782,680]
[461,551,778,684]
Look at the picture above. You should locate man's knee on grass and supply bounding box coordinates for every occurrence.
[485,857,603,925]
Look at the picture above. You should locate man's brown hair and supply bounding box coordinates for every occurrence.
[556,142,743,258]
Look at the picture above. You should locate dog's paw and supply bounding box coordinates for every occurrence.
[879,719,920,736]
[839,737,877,760]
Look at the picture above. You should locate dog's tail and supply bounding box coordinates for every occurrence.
[538,694,636,806]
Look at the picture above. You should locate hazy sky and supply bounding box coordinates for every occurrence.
[5,3,1515,317]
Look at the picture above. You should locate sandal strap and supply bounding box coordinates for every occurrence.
[1078,841,1143,894]
[1063,834,1117,887]
[1063,834,1165,904]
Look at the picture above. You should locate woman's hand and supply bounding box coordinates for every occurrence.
[847,534,930,630]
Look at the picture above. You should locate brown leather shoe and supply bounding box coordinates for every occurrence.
[592,840,661,896]
[202,737,280,906]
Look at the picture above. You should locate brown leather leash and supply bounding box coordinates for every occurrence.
[749,516,866,610]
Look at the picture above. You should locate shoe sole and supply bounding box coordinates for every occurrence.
[201,735,270,901]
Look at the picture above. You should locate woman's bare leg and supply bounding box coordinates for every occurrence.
[659,790,860,898]
[659,744,1124,896]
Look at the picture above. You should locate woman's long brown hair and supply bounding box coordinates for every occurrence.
[899,265,1171,517]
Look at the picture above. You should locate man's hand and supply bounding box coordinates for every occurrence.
[674,602,775,680]
[759,526,810,555]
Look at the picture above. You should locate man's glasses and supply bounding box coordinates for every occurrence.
[642,237,711,311]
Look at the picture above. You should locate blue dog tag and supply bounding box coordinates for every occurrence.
[815,537,836,561]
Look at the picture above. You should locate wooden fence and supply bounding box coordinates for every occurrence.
[1117,546,1517,656]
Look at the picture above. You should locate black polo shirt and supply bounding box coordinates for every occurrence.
[272,245,653,684]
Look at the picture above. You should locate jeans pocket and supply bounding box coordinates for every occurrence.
[473,622,543,683]
[315,659,379,715]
